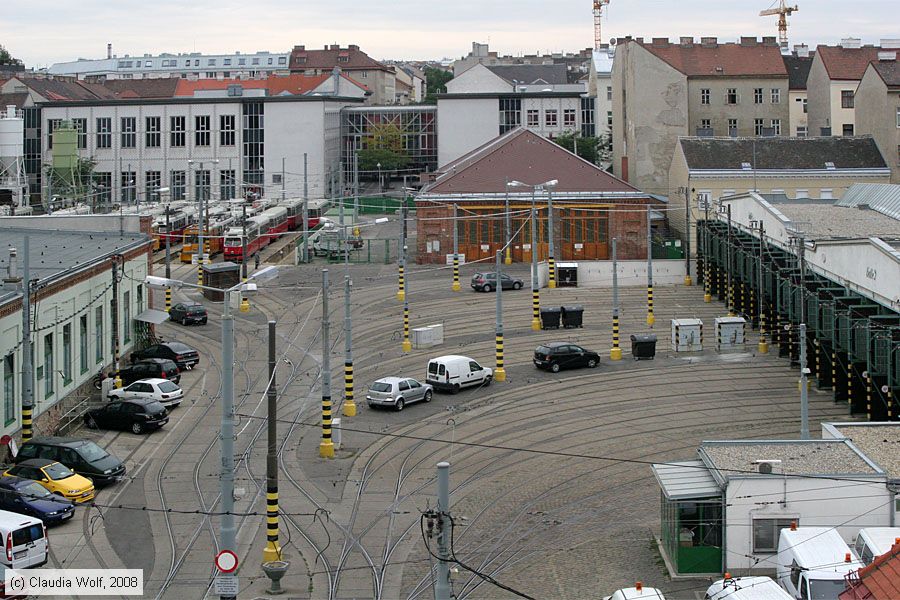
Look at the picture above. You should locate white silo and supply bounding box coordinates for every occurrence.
[0,105,27,212]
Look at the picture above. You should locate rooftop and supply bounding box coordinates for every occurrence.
[870,59,900,88]
[699,440,881,482]
[826,423,900,480]
[679,136,888,171]
[836,183,900,220]
[289,44,388,71]
[637,36,787,77]
[817,44,884,80]
[783,52,815,90]
[766,199,900,241]
[486,64,570,86]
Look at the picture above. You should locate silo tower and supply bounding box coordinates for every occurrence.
[0,105,28,214]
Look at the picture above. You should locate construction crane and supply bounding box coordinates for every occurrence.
[759,0,799,50]
[593,0,611,50]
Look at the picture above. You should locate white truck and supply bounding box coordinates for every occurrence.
[775,527,863,600]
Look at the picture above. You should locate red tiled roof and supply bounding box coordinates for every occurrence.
[840,542,900,600]
[289,44,388,71]
[423,128,641,195]
[817,45,883,80]
[102,79,180,99]
[174,78,267,96]
[638,38,787,77]
[174,73,368,97]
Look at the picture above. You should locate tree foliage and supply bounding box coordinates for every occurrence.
[553,131,612,168]
[0,45,23,66]
[423,66,453,105]
[358,123,410,173]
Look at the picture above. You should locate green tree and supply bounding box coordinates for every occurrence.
[0,45,23,66]
[358,123,410,176]
[423,66,453,104]
[553,130,613,168]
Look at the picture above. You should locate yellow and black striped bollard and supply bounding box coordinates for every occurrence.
[646,284,654,327]
[610,313,622,360]
[320,393,334,458]
[494,332,506,381]
[548,256,556,289]
[452,256,460,292]
[531,289,541,331]
[343,361,356,417]
[866,373,872,420]
[21,406,33,442]
[402,302,411,352]
[263,486,282,561]
[397,263,405,301]
[165,287,172,313]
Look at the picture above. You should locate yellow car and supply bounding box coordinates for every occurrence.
[4,458,95,503]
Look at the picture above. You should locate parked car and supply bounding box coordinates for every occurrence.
[0,510,48,569]
[131,342,199,370]
[0,477,75,525]
[603,586,666,600]
[14,437,126,487]
[854,527,900,565]
[366,377,433,411]
[425,355,492,394]
[471,272,523,292]
[533,342,600,372]
[85,398,169,434]
[3,459,95,503]
[169,303,208,325]
[776,527,863,600]
[117,358,180,386]
[705,576,792,599]
[107,378,183,408]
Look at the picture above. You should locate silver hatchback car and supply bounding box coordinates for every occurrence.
[366,377,433,411]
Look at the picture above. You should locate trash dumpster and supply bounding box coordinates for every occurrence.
[540,307,561,330]
[631,334,657,360]
[561,305,584,328]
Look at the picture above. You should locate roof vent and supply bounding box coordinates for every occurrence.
[700,37,718,48]
[878,51,897,61]
[741,162,753,170]
[794,44,810,58]
[841,37,862,49]
[715,66,724,73]
[758,462,773,474]
[679,37,693,48]
[857,203,870,210]
[825,161,836,170]
[881,39,900,49]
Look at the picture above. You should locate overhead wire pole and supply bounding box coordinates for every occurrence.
[703,198,712,303]
[402,241,411,353]
[726,203,735,316]
[530,189,540,330]
[435,461,452,600]
[547,185,556,289]
[504,177,512,265]
[494,250,506,382]
[452,204,460,292]
[165,204,172,312]
[343,274,356,417]
[646,205,654,327]
[302,153,309,264]
[757,220,769,354]
[111,257,122,388]
[397,191,406,302]
[610,237,622,361]
[684,186,692,286]
[21,236,33,442]
[220,285,238,600]
[320,269,334,458]
[263,320,282,562]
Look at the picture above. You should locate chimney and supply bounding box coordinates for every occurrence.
[349,44,359,51]
[794,44,810,58]
[636,37,644,44]
[652,37,670,48]
[740,36,758,47]
[878,51,897,61]
[840,37,861,49]
[329,44,340,51]
[762,36,778,46]
[679,37,693,48]
[881,38,900,49]
[293,45,305,52]
[331,66,341,95]
[3,247,20,290]
[700,37,718,48]
[107,43,112,59]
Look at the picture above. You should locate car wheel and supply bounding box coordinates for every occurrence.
[131,422,144,435]
[587,358,598,368]
[513,281,522,290]
[484,375,492,386]
[550,362,561,373]
[451,384,460,395]
[395,398,405,411]
[424,390,433,402]
[482,284,492,292]
[85,415,98,429]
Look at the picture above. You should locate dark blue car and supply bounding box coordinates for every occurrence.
[0,476,75,525]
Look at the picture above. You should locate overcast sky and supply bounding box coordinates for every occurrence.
[3,0,897,67]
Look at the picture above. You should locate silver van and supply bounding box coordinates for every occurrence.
[0,509,48,569]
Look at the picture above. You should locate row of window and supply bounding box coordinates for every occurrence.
[106,169,238,202]
[696,118,782,136]
[701,87,782,106]
[117,56,286,69]
[49,115,238,150]
[526,108,578,128]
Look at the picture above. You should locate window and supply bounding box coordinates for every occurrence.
[171,170,186,201]
[96,117,112,149]
[170,116,185,147]
[95,306,103,363]
[121,171,136,204]
[220,115,235,146]
[725,88,738,105]
[606,86,612,101]
[43,333,53,398]
[220,170,236,201]
[73,118,87,149]
[137,284,143,313]
[242,102,264,189]
[753,518,796,553]
[771,88,781,103]
[338,55,348,63]
[580,96,595,137]
[563,108,576,128]
[700,118,711,129]
[820,189,833,200]
[842,124,854,136]
[238,58,246,66]
[278,56,287,65]
[123,291,131,343]
[607,110,613,128]
[145,171,161,203]
[728,119,738,136]
[79,315,88,374]
[795,189,809,199]
[545,109,558,127]
[61,324,72,385]
[896,107,900,127]
[796,126,808,137]
[195,115,211,146]
[897,145,900,166]
[268,57,273,65]
[4,354,14,426]
[252,57,260,65]
[46,119,61,149]
[771,119,781,135]
[754,118,765,136]
[754,88,764,104]
[208,58,216,66]
[145,116,161,148]
[527,109,539,127]
[841,90,854,108]
[145,60,152,67]
[121,117,136,148]
[700,88,710,105]
[195,170,211,202]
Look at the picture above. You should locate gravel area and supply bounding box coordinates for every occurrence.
[769,200,900,240]
[830,424,900,478]
[699,440,880,477]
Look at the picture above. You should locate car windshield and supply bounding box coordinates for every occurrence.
[370,382,392,393]
[809,579,847,600]
[20,482,52,500]
[79,442,109,463]
[536,346,550,354]
[44,463,75,480]
[158,381,179,393]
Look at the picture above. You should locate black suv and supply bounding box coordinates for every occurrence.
[131,342,200,369]
[471,272,524,292]
[169,303,208,325]
[533,342,600,372]
[117,358,180,385]
[85,398,169,434]
[14,437,126,486]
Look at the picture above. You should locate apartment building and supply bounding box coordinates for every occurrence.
[612,36,789,195]
[783,45,815,137]
[289,45,395,105]
[855,53,900,183]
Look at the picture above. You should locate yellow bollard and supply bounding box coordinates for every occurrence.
[548,256,556,289]
[402,303,411,352]
[646,284,655,326]
[21,406,33,442]
[165,287,172,313]
[610,314,622,361]
[320,395,334,458]
[397,264,405,301]
[343,362,356,417]
[494,334,506,382]
[531,290,541,331]
[452,256,460,292]
[262,489,282,562]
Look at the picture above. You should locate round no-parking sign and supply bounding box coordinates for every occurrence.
[215,550,238,573]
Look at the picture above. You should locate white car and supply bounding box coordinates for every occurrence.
[108,378,184,408]
[706,576,792,599]
[604,587,666,600]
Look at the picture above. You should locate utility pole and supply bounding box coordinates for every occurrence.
[302,153,309,264]
[530,191,540,331]
[263,320,281,562]
[504,178,512,265]
[800,322,809,439]
[684,186,692,286]
[320,269,334,458]
[547,186,556,289]
[343,274,356,417]
[353,150,359,222]
[704,198,712,303]
[646,205,654,327]
[397,194,406,302]
[220,287,237,600]
[21,237,33,442]
[451,204,460,292]
[402,246,411,353]
[726,204,734,316]
[165,205,172,312]
[494,250,506,381]
[281,158,286,201]
[610,238,622,360]
[111,257,122,388]
[757,221,768,354]
[435,462,452,600]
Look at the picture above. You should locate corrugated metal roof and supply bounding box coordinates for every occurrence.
[651,460,721,500]
[835,183,900,221]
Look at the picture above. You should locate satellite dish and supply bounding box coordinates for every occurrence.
[758,462,773,474]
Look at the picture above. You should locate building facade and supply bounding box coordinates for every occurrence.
[855,56,900,183]
[784,45,815,137]
[289,45,395,105]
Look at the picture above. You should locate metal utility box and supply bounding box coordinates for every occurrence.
[412,324,444,349]
[631,334,657,360]
[557,263,578,287]
[715,316,746,350]
[671,319,703,352]
[560,305,584,328]
[201,262,240,301]
[427,323,444,345]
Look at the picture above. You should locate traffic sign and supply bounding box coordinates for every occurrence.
[214,576,239,596]
[215,549,238,573]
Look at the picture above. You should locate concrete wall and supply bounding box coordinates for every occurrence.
[446,64,511,93]
[437,97,499,166]
[806,54,832,136]
[789,90,809,136]
[687,78,790,137]
[521,96,584,137]
[569,259,687,287]
[723,475,891,574]
[1,214,147,235]
[855,66,900,183]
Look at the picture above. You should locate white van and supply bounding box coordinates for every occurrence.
[0,509,48,569]
[603,586,666,600]
[426,355,492,394]
[776,527,863,600]
[705,576,792,599]
[853,527,900,565]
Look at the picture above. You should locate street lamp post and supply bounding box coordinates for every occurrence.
[494,249,506,381]
[452,204,460,292]
[703,198,712,303]
[508,179,557,330]
[504,178,512,265]
[547,185,556,289]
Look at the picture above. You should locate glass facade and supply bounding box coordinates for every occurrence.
[242,102,264,194]
[660,493,723,574]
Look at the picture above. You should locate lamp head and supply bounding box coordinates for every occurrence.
[542,179,559,188]
[507,180,527,188]
[145,275,178,290]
